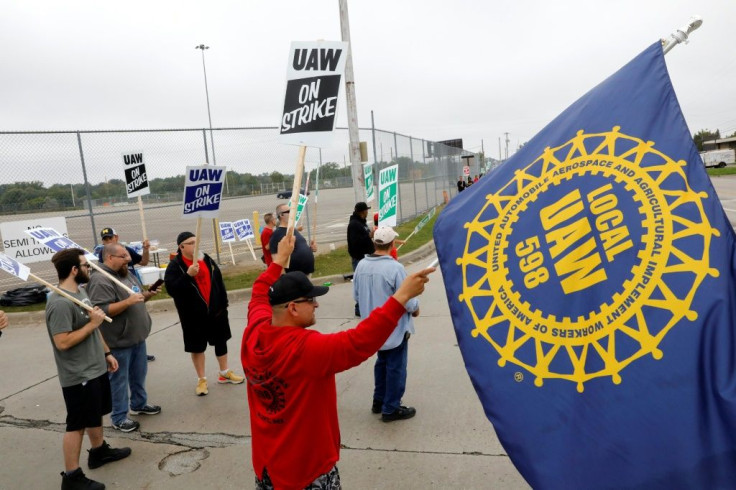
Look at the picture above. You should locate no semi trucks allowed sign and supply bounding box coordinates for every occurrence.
[181,166,226,218]
[279,41,348,148]
[0,217,69,264]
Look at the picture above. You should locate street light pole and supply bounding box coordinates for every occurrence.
[195,44,216,165]
[195,44,223,266]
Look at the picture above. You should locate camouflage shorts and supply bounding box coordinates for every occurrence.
[255,466,341,490]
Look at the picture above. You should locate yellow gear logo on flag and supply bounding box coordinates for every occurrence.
[458,127,719,392]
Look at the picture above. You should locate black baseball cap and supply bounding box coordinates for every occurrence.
[100,227,116,239]
[269,271,329,305]
[354,202,370,212]
[177,231,195,246]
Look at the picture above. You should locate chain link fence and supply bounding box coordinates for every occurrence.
[0,127,480,292]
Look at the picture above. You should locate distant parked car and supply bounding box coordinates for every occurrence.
[276,188,310,199]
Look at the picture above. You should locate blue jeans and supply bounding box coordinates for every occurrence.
[352,257,361,314]
[373,334,409,414]
[109,341,148,425]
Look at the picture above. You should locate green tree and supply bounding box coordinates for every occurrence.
[693,129,720,151]
[270,171,285,183]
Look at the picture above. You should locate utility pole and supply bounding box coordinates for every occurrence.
[504,132,510,160]
[338,0,364,202]
[481,139,485,172]
[195,44,216,165]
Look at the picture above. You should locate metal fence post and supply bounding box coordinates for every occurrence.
[202,129,209,164]
[371,112,378,207]
[422,139,429,211]
[76,132,98,246]
[434,148,439,207]
[393,131,402,222]
[409,136,417,217]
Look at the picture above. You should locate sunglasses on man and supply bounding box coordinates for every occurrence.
[283,297,316,308]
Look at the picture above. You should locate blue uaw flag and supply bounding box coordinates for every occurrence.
[434,42,736,489]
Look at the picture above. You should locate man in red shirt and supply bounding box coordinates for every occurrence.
[260,213,276,266]
[242,235,434,489]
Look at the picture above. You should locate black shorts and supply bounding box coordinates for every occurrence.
[182,312,231,354]
[62,372,112,432]
[182,324,209,353]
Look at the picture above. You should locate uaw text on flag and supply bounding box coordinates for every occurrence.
[433,42,736,489]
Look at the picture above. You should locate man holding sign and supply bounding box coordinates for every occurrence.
[95,227,155,362]
[242,235,435,489]
[46,249,131,489]
[86,244,161,433]
[260,213,276,266]
[95,227,151,282]
[270,203,317,275]
[164,231,244,396]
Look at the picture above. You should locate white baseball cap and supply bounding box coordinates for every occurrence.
[373,226,399,245]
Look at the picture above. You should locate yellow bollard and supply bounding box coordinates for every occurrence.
[253,211,261,245]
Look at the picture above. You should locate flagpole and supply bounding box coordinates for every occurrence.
[662,16,703,55]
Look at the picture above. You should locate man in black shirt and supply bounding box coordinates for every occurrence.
[269,203,317,275]
[347,202,374,270]
[347,202,375,316]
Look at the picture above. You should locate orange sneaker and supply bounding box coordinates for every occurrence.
[218,370,244,384]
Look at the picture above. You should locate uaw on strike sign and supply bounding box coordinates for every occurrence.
[279,41,348,147]
[181,166,226,218]
[122,151,149,198]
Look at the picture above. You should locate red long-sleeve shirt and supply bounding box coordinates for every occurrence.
[242,263,405,489]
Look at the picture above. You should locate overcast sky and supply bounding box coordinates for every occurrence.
[2,0,735,162]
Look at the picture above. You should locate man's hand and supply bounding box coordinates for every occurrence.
[0,310,8,330]
[144,289,160,300]
[273,235,296,267]
[310,239,317,252]
[126,293,145,306]
[392,268,435,306]
[89,306,106,328]
[106,354,119,373]
[142,239,150,250]
[187,263,200,277]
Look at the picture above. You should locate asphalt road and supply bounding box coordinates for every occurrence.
[0,181,448,291]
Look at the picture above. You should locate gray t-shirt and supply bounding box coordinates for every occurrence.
[45,289,107,388]
[86,264,152,348]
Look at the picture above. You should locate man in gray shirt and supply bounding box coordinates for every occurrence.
[46,248,131,490]
[86,243,161,433]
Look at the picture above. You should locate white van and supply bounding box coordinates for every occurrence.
[700,149,736,168]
